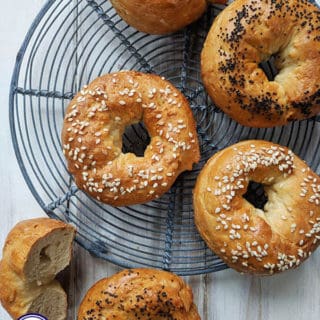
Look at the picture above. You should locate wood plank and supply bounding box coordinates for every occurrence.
[0,1,49,319]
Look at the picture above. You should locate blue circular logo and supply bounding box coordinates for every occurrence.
[18,314,48,320]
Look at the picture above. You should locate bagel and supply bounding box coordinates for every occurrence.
[77,268,201,320]
[193,140,320,275]
[110,0,226,35]
[201,0,320,127]
[62,71,200,206]
[0,218,75,319]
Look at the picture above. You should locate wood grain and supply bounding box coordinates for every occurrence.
[1,1,320,320]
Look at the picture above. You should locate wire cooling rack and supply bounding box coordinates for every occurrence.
[10,0,320,275]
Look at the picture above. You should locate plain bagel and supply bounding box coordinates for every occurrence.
[78,268,201,320]
[0,218,75,319]
[110,0,226,35]
[62,71,200,206]
[201,0,320,127]
[193,140,320,275]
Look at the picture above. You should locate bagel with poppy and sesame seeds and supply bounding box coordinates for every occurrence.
[110,0,226,35]
[201,0,320,127]
[193,140,320,275]
[77,268,201,320]
[61,71,200,206]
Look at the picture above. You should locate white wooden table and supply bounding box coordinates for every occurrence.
[1,1,320,319]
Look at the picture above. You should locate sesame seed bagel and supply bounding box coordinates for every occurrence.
[62,71,200,206]
[193,140,320,275]
[110,0,226,35]
[77,268,200,320]
[201,0,320,127]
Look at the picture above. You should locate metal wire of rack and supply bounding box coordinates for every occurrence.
[9,0,320,275]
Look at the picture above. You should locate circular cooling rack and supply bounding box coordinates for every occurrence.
[10,0,320,275]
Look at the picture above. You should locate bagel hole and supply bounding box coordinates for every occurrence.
[243,181,268,210]
[40,245,52,264]
[122,122,150,157]
[258,55,278,81]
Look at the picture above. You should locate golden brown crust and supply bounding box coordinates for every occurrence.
[201,0,320,127]
[0,260,67,320]
[77,268,200,320]
[193,140,320,274]
[110,0,213,34]
[0,218,74,319]
[2,218,75,282]
[62,71,200,206]
[0,260,36,319]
